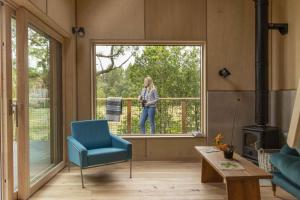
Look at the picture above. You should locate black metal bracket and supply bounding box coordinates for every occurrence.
[218,68,231,78]
[72,26,85,37]
[269,23,288,35]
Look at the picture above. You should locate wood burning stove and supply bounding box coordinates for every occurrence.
[242,0,287,162]
[242,126,279,163]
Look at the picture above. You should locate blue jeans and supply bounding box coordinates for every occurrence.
[140,107,156,134]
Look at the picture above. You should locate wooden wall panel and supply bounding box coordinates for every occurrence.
[63,36,77,161]
[145,0,206,41]
[146,137,204,161]
[271,0,300,90]
[76,0,144,119]
[77,0,144,40]
[11,0,75,35]
[207,0,255,91]
[47,0,75,34]
[29,0,47,13]
[124,137,205,161]
[125,138,147,160]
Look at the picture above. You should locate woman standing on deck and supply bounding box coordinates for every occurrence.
[138,76,159,134]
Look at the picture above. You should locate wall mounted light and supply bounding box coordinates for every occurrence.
[269,23,288,35]
[72,26,85,37]
[219,67,231,78]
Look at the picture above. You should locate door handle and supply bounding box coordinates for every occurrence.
[10,100,19,127]
[14,103,19,128]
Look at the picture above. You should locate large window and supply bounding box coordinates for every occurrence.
[93,44,204,135]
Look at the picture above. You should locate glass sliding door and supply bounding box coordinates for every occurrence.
[27,26,63,182]
[15,9,65,198]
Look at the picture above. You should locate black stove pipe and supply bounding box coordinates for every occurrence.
[255,0,269,126]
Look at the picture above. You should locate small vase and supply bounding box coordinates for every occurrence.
[223,145,234,159]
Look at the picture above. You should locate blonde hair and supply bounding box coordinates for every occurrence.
[145,76,156,91]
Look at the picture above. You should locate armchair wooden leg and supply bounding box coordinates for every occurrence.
[130,159,132,178]
[272,182,276,196]
[80,167,85,188]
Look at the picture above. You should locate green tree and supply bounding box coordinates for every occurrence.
[126,46,201,97]
[28,28,50,89]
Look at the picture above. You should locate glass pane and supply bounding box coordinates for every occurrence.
[28,25,63,182]
[95,45,202,135]
[28,26,51,181]
[11,17,18,191]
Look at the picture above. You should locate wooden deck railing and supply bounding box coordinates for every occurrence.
[96,97,201,135]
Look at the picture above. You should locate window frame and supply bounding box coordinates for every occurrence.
[91,40,207,136]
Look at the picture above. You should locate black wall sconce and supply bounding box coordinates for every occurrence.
[269,23,288,35]
[72,26,85,37]
[219,67,231,78]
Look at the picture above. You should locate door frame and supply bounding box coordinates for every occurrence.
[16,7,66,200]
[1,3,16,200]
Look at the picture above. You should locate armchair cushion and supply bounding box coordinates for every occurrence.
[71,120,112,150]
[67,136,88,167]
[271,152,300,187]
[280,144,299,156]
[111,134,132,159]
[87,147,128,166]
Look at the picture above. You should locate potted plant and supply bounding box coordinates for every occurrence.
[214,133,234,159]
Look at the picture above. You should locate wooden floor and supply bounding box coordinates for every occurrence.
[30,161,296,200]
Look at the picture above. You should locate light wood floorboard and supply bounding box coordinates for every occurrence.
[29,161,296,200]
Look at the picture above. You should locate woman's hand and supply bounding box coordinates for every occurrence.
[138,95,142,102]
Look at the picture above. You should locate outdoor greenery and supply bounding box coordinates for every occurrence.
[28,27,51,141]
[96,45,202,134]
[97,46,201,98]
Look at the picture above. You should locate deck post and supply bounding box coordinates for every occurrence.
[181,100,187,133]
[127,100,132,134]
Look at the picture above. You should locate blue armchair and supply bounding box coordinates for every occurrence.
[67,120,132,188]
[270,145,300,199]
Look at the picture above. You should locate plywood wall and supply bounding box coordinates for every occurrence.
[207,0,255,91]
[29,0,46,13]
[12,0,75,35]
[145,0,206,41]
[125,137,205,161]
[271,0,300,90]
[47,0,75,33]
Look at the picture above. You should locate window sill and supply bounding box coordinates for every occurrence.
[121,134,206,139]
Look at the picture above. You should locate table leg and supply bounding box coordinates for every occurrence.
[201,158,223,183]
[226,178,261,200]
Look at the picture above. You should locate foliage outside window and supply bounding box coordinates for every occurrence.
[95,45,203,135]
